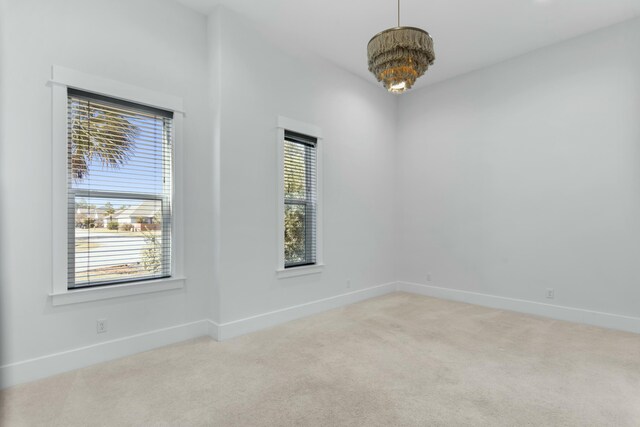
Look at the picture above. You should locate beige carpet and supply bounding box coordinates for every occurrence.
[2,292,640,426]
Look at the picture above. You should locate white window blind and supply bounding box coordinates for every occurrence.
[67,89,173,288]
[284,130,317,268]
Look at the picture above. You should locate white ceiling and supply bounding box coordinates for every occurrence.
[175,0,640,90]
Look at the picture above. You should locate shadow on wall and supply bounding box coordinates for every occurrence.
[0,0,7,389]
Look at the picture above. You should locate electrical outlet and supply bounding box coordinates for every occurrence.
[427,273,432,282]
[346,279,351,289]
[97,319,108,334]
[546,288,555,299]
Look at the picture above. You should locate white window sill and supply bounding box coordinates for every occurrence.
[276,264,324,279]
[50,277,185,306]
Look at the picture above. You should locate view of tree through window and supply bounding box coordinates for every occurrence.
[284,132,317,267]
[67,90,172,287]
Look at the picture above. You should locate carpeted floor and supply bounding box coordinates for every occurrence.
[2,292,640,426]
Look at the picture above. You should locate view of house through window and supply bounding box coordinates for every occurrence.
[67,89,173,288]
[284,131,317,268]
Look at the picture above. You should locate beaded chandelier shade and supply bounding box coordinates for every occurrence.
[367,1,435,93]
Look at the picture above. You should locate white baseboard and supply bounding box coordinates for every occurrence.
[9,281,633,390]
[398,281,640,334]
[206,319,219,341]
[0,319,211,389]
[214,282,398,341]
[1,283,396,389]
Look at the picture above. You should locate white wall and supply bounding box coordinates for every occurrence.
[0,0,212,383]
[397,17,640,319]
[0,1,398,386]
[212,7,398,324]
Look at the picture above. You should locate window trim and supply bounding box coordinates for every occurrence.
[276,116,324,279]
[49,66,185,305]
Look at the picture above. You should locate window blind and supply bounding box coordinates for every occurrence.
[284,130,317,268]
[67,89,173,288]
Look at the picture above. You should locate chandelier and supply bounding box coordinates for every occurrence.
[367,0,435,94]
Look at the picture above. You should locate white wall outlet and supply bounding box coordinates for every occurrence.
[427,273,432,282]
[546,288,555,299]
[97,319,108,334]
[346,279,351,289]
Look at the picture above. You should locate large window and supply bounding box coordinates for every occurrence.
[284,130,317,268]
[67,89,173,288]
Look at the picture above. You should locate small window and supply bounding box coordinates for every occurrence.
[67,89,173,288]
[284,130,317,268]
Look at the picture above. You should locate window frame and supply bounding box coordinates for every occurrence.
[276,116,324,279]
[49,66,185,305]
[66,90,173,288]
[283,132,317,269]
